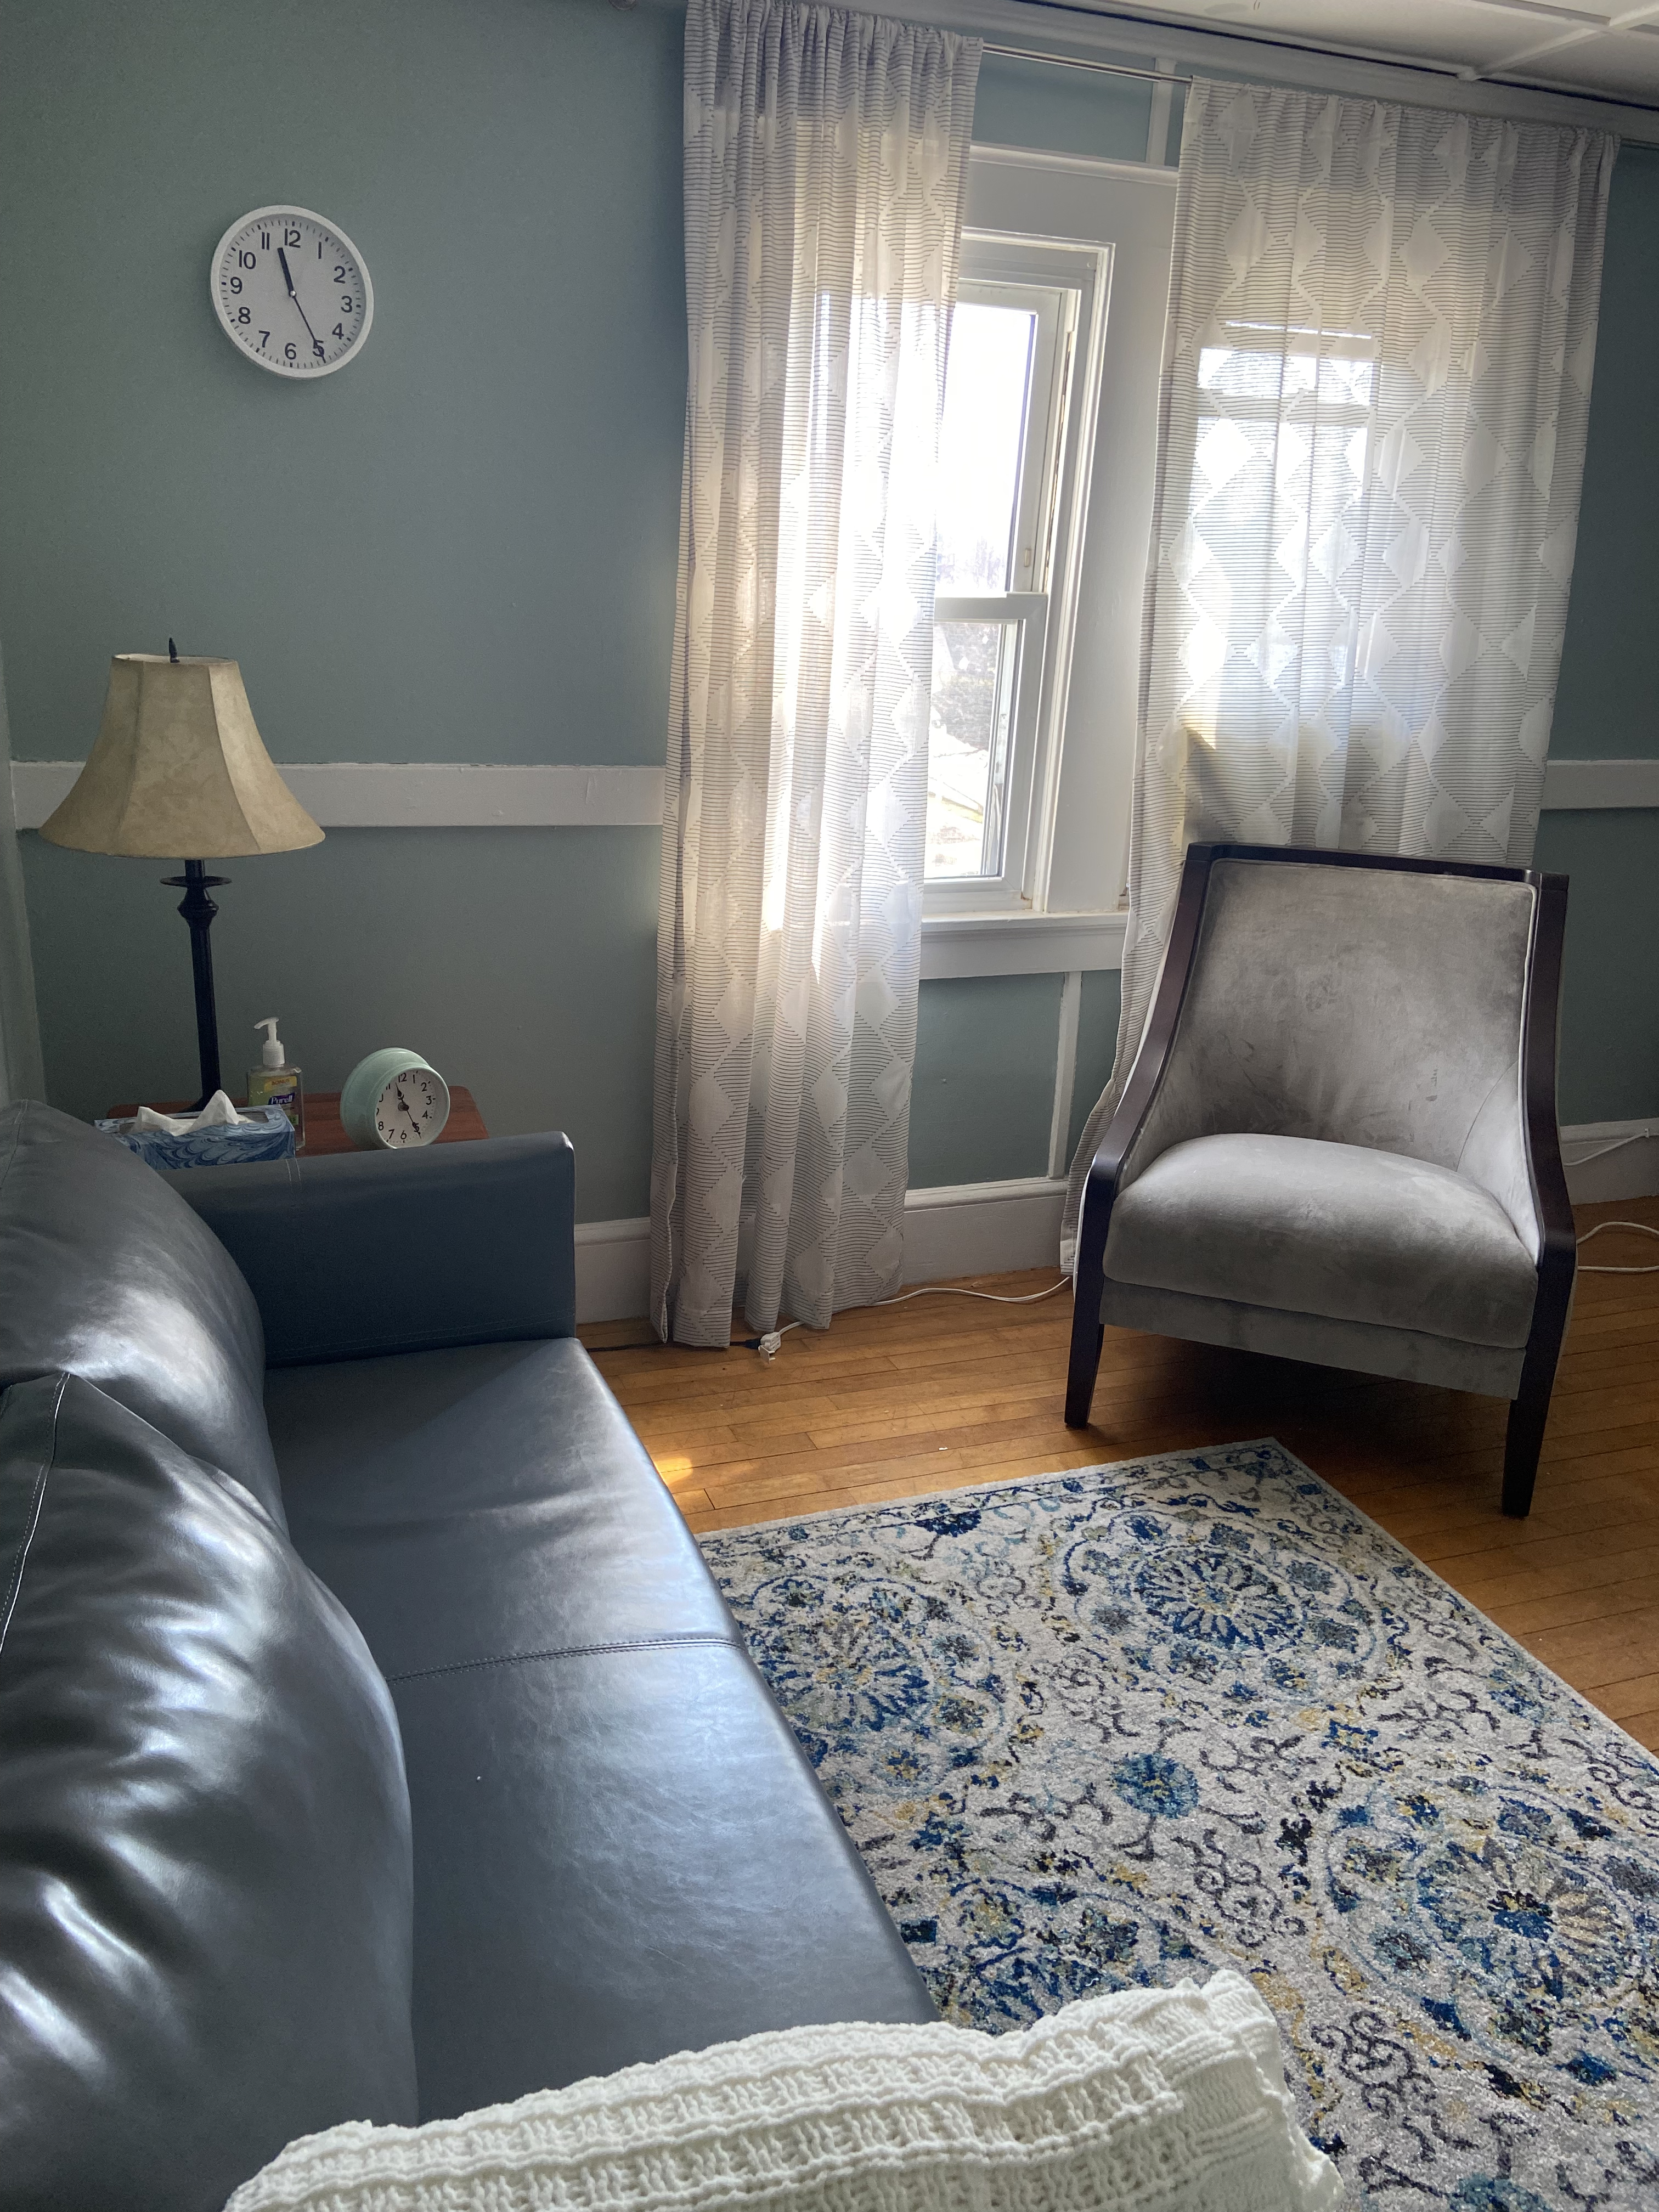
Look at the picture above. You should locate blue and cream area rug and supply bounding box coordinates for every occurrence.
[700,1440,1659,2210]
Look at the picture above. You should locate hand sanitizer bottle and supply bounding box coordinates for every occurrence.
[247,1017,305,1149]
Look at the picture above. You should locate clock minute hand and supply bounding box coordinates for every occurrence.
[276,246,322,350]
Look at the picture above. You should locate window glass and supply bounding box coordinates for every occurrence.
[926,620,1018,879]
[936,303,1037,595]
[923,246,1084,901]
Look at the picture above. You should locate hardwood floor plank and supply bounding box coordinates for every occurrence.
[586,1197,1659,1739]
[1597,1671,1659,1720]
[1517,1605,1659,1689]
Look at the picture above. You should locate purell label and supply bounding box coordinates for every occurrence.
[261,1082,300,1127]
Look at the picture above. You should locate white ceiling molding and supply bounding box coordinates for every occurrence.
[916,1,1659,140]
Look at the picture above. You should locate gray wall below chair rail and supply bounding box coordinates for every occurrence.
[2,0,1655,1229]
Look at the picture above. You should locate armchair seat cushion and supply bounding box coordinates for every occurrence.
[1104,1133,1537,1350]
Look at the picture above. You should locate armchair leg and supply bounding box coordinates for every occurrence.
[1065,1312,1104,1428]
[1502,1288,1571,1517]
[1502,1391,1547,1519]
[1065,1170,1115,1429]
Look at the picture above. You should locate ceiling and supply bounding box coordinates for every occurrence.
[1049,2,1659,107]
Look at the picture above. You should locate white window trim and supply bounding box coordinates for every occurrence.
[923,144,1181,950]
[925,230,1115,918]
[924,248,1088,913]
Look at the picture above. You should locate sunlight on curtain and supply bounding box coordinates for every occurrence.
[1062,78,1615,1269]
[651,2,981,1346]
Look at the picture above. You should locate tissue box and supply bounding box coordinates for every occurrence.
[95,1104,298,1170]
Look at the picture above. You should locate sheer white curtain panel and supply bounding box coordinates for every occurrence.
[650,1,981,1347]
[1063,78,1615,1267]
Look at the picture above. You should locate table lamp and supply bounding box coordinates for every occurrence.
[40,646,323,1108]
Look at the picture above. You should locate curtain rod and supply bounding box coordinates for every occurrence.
[982,43,1192,88]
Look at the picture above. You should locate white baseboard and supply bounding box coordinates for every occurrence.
[900,1175,1067,1282]
[574,1215,652,1325]
[573,1176,1068,1325]
[1561,1119,1659,1204]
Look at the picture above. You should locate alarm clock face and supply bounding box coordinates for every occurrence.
[374,1064,449,1148]
[210,206,373,377]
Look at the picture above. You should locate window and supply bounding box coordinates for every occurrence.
[926,241,1090,909]
[917,155,1178,954]
[1186,321,1378,746]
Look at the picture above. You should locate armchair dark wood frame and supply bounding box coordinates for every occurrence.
[1064,843,1577,1519]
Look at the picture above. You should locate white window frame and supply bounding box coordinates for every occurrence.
[920,149,1180,975]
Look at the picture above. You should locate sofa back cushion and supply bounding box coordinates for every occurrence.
[0,1372,419,2212]
[0,1099,284,1524]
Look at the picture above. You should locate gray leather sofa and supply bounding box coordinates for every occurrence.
[0,1102,930,2212]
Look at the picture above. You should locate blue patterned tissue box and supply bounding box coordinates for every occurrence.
[95,1104,297,1170]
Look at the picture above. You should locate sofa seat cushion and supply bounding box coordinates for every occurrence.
[264,1337,934,2124]
[0,1100,284,1525]
[1104,1132,1538,1350]
[0,1372,416,2212]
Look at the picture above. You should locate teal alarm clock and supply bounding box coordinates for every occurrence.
[340,1048,452,1151]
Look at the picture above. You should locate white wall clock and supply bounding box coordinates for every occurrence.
[210,205,374,378]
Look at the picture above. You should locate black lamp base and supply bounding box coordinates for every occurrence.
[161,860,230,1110]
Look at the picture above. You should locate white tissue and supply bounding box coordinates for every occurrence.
[132,1090,258,1135]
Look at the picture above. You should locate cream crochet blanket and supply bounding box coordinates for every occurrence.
[226,1970,1342,2211]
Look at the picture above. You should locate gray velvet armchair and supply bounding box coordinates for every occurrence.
[1065,844,1576,1517]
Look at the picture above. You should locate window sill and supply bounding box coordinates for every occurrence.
[920,909,1126,979]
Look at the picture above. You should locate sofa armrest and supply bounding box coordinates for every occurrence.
[165,1133,577,1368]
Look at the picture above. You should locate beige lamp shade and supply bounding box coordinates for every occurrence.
[40,654,323,859]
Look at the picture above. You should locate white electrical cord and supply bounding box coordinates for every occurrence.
[1578,1220,1659,1274]
[749,1277,1071,1362]
[1562,1124,1657,1168]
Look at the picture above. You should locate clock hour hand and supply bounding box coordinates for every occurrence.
[276,246,323,351]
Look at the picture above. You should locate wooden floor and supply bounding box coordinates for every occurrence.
[583,1193,1659,1754]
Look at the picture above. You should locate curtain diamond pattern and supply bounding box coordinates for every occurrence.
[652,2,981,1345]
[1063,79,1614,1267]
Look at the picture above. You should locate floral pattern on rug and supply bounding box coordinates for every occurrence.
[700,1441,1659,2210]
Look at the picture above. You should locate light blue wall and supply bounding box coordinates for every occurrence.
[18,824,659,1221]
[1530,142,1659,1127]
[1,0,681,1214]
[909,975,1063,1187]
[1068,970,1123,1164]
[971,50,1155,164]
[0,0,686,771]
[4,1,1657,1230]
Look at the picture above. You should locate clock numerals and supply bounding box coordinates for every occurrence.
[374,1071,445,1148]
[212,207,373,379]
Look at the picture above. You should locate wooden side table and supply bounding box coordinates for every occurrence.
[105,1087,490,1156]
